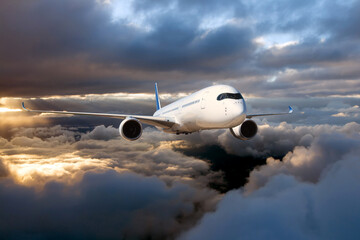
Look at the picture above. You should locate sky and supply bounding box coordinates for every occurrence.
[0,0,360,239]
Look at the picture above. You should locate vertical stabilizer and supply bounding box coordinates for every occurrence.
[155,83,161,110]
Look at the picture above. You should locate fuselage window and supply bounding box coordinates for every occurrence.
[217,93,243,101]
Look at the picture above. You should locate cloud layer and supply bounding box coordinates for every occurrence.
[0,171,217,239]
[0,125,221,239]
[1,121,360,239]
[1,0,360,97]
[1,0,360,239]
[180,125,360,240]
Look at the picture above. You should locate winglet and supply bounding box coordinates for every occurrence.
[288,106,293,114]
[21,102,29,111]
[155,83,161,110]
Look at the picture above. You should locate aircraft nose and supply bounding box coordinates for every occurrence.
[226,100,246,126]
[241,99,246,113]
[230,99,245,117]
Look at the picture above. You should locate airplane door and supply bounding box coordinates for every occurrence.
[201,91,209,109]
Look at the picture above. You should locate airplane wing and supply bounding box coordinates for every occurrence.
[21,102,176,129]
[246,106,293,119]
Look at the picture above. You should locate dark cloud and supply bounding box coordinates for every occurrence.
[320,0,360,41]
[180,129,360,240]
[247,0,360,97]
[177,145,267,193]
[133,0,244,17]
[258,39,350,69]
[0,111,359,239]
[245,129,360,192]
[0,158,9,178]
[124,20,254,71]
[0,124,224,239]
[0,170,217,239]
[255,35,360,84]
[1,0,359,98]
[249,0,315,33]
[0,0,255,97]
[193,121,360,159]
[1,1,360,238]
[177,0,240,14]
[175,122,360,193]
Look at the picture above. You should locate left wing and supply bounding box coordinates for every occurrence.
[246,106,293,119]
[21,102,176,129]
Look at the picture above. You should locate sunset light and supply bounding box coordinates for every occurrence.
[0,107,21,113]
[0,0,359,239]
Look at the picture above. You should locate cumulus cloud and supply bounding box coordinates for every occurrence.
[0,124,223,239]
[180,125,360,240]
[0,170,218,239]
[81,125,119,140]
[244,127,360,192]
[215,122,360,158]
[0,124,219,189]
[0,111,49,139]
[1,116,359,239]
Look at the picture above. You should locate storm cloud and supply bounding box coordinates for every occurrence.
[0,171,217,239]
[0,0,255,96]
[1,0,360,97]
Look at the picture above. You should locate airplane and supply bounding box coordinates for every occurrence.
[22,84,293,141]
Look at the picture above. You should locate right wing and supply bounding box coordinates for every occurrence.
[246,106,293,119]
[21,102,176,129]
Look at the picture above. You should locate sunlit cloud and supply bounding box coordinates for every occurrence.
[1,0,360,238]
[3,152,111,187]
[0,107,21,113]
[255,33,300,49]
[0,125,215,189]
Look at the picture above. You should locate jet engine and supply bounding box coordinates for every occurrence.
[119,117,143,141]
[230,120,258,140]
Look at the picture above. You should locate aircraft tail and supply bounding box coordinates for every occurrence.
[155,83,161,110]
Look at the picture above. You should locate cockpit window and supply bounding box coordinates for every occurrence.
[217,93,243,101]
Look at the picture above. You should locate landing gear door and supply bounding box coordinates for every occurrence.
[201,91,209,109]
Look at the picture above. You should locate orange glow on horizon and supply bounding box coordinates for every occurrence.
[0,107,22,113]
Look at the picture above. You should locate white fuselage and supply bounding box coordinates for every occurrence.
[153,85,247,134]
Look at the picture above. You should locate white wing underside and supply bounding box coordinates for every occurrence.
[22,103,176,129]
[246,106,293,119]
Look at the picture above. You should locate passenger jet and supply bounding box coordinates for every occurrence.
[22,84,293,141]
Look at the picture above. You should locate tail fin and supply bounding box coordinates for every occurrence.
[155,83,161,110]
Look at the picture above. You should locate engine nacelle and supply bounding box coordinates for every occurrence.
[119,117,143,141]
[230,120,258,140]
